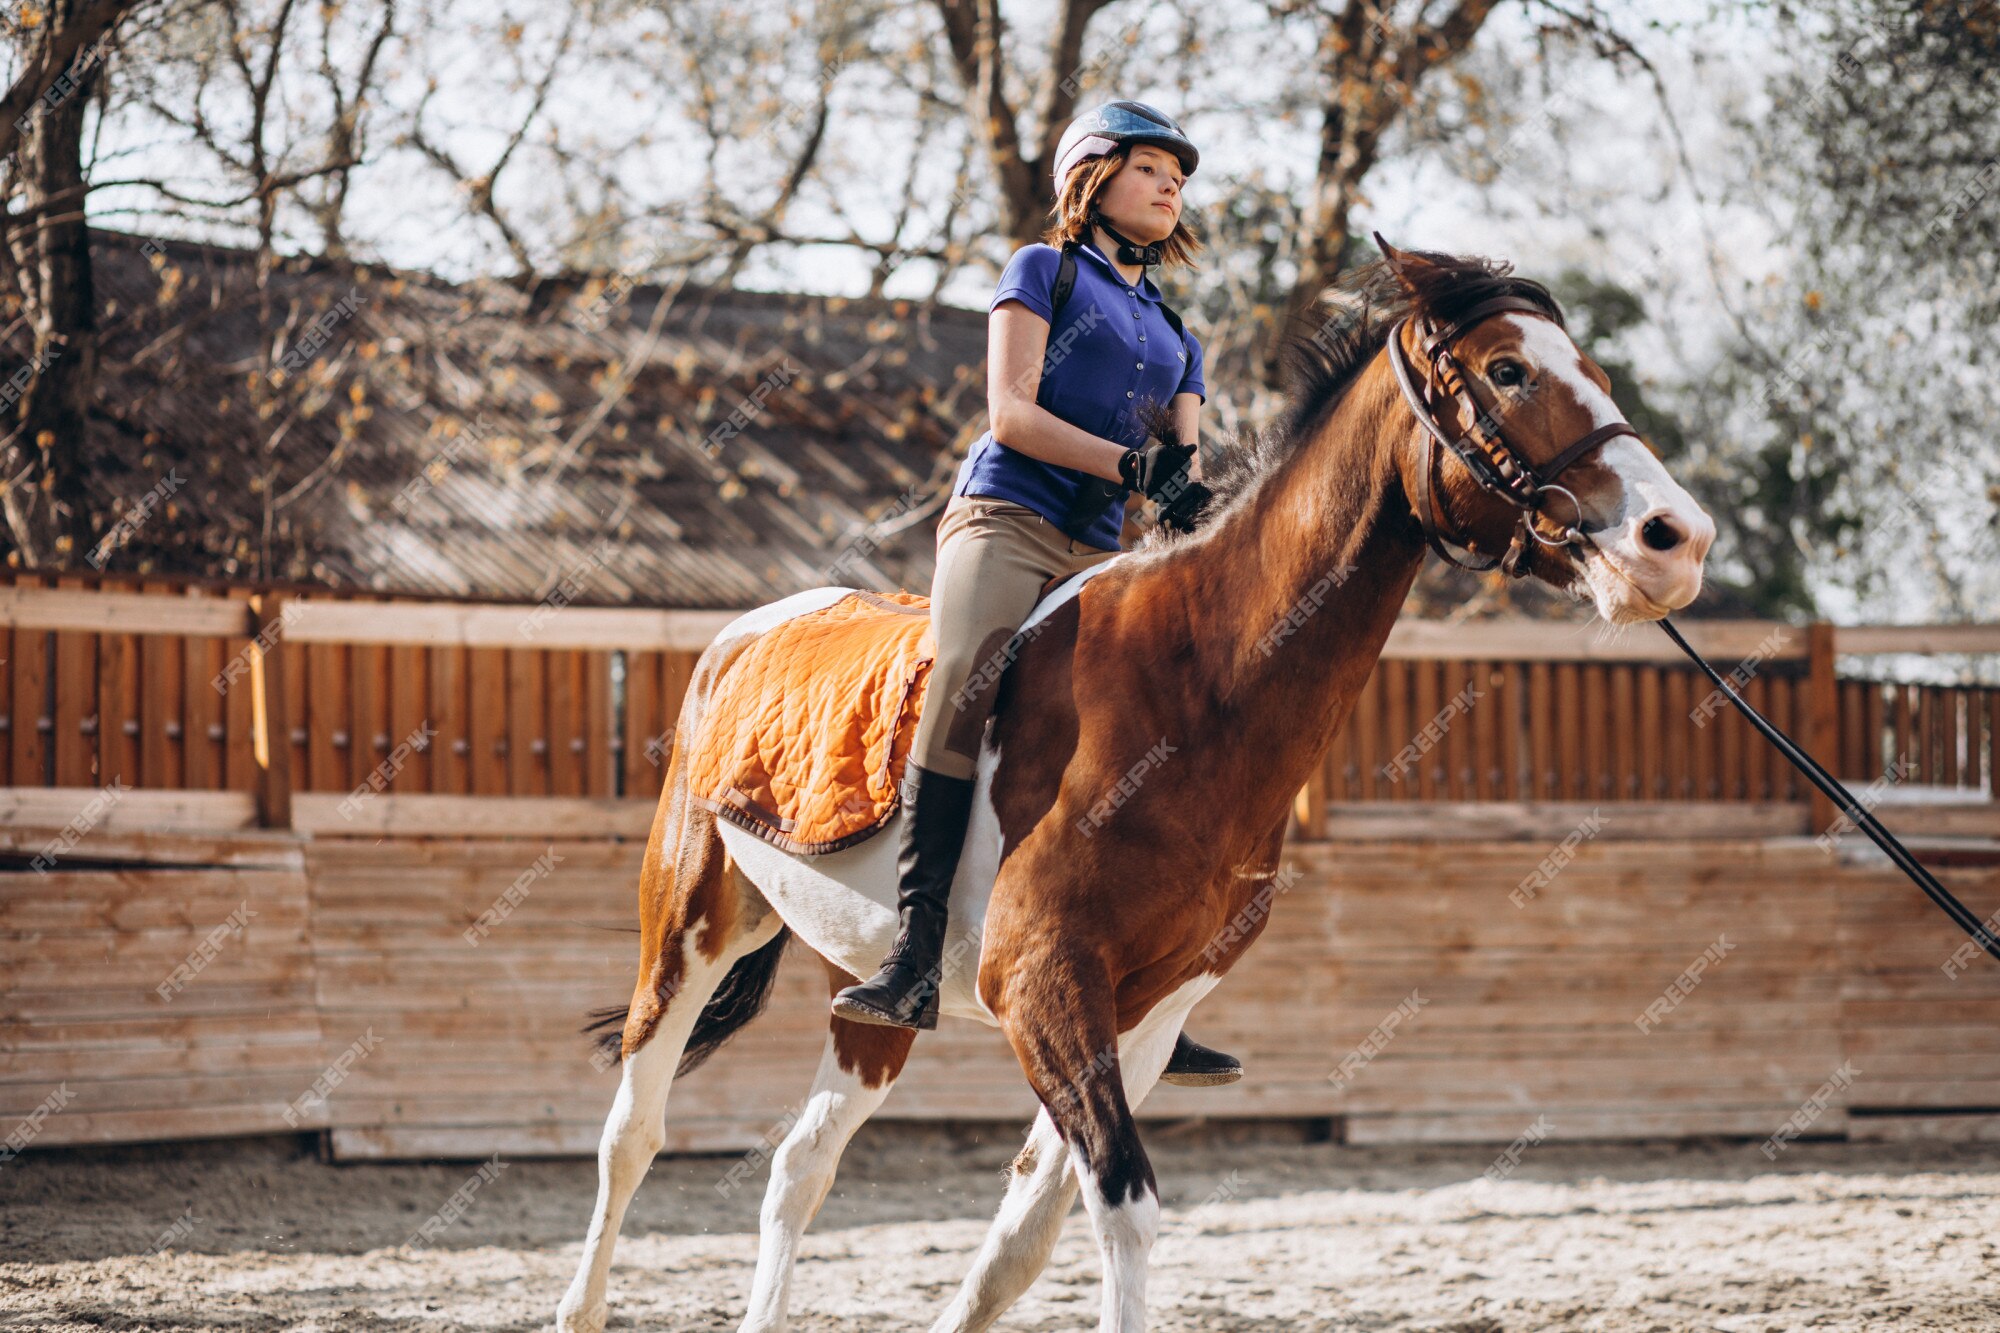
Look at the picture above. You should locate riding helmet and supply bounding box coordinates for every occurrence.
[1053,100,1200,195]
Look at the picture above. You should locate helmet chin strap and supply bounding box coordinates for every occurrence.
[1089,209,1163,267]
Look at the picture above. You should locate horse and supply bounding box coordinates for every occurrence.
[555,239,1716,1333]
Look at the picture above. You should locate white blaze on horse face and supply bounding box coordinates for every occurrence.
[1504,315,1715,622]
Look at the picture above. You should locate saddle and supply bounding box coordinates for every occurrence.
[686,590,937,854]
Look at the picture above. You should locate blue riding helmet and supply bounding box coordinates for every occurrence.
[1053,100,1200,195]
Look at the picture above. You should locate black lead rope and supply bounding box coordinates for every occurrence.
[1658,616,2000,966]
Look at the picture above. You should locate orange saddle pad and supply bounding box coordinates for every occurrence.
[687,590,935,854]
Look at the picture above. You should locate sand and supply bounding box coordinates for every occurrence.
[6,1126,2000,1331]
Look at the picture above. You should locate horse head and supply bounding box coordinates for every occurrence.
[1373,236,1714,624]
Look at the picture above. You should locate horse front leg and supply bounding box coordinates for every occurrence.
[994,953,1164,1333]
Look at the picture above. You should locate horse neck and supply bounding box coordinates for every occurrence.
[1160,353,1427,814]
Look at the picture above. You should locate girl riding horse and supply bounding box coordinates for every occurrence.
[830,101,1241,1086]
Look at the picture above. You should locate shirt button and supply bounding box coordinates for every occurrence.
[1136,361,1144,369]
[1139,333,1147,341]
[1126,390,1135,398]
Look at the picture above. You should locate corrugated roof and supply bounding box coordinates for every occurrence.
[68,231,990,609]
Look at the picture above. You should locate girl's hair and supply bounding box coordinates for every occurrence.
[1041,144,1203,268]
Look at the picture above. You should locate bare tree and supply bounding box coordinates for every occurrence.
[1,0,146,563]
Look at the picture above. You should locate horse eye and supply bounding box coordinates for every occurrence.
[1489,360,1526,387]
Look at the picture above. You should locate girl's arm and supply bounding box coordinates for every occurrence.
[986,300,1133,482]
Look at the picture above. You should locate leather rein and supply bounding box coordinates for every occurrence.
[1387,295,1641,579]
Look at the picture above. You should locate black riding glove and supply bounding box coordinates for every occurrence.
[1120,437,1196,503]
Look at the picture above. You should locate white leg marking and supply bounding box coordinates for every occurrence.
[737,1036,902,1333]
[556,921,780,1333]
[1073,1159,1160,1333]
[929,1109,1079,1333]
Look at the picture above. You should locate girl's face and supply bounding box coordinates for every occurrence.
[1095,144,1185,246]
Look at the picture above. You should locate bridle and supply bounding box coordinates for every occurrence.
[1387,295,1642,579]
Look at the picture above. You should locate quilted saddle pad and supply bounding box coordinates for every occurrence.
[687,590,935,855]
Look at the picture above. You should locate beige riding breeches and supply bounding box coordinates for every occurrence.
[908,494,1121,780]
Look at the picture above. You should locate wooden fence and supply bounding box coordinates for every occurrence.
[2,579,1997,1159]
[1,577,1994,840]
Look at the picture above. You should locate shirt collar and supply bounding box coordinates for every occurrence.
[1077,236,1162,303]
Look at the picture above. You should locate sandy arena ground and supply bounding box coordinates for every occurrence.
[6,1126,2000,1331]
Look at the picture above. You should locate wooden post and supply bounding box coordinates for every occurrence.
[1291,755,1329,842]
[248,591,293,829]
[1805,621,1838,836]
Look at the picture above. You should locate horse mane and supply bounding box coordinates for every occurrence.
[1136,247,1566,544]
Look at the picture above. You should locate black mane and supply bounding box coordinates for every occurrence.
[1137,247,1565,542]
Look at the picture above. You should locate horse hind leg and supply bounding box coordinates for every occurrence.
[735,964,917,1333]
[558,700,785,1333]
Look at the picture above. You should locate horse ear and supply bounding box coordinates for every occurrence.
[1373,232,1423,292]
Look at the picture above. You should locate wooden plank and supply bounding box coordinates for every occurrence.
[352,604,392,795]
[291,793,657,838]
[388,640,431,794]
[507,649,550,797]
[12,573,49,786]
[1838,624,2000,655]
[182,589,226,790]
[96,591,139,789]
[51,577,98,786]
[469,648,508,795]
[430,644,469,794]
[585,650,615,797]
[1381,618,1808,662]
[283,599,741,651]
[0,787,257,835]
[1321,801,1809,841]
[1555,663,1582,801]
[1580,664,1609,801]
[1410,657,1439,801]
[622,650,663,800]
[247,593,294,830]
[0,585,253,636]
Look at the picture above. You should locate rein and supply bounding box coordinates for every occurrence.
[1388,295,1640,579]
[1388,282,1995,967]
[1658,617,2000,967]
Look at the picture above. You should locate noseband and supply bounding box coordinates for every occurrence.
[1387,295,1642,578]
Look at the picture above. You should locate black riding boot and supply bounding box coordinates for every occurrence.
[1161,1032,1243,1087]
[831,762,977,1030]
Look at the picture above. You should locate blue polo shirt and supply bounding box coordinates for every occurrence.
[952,239,1206,551]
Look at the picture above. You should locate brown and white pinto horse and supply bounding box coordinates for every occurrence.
[556,242,1715,1333]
